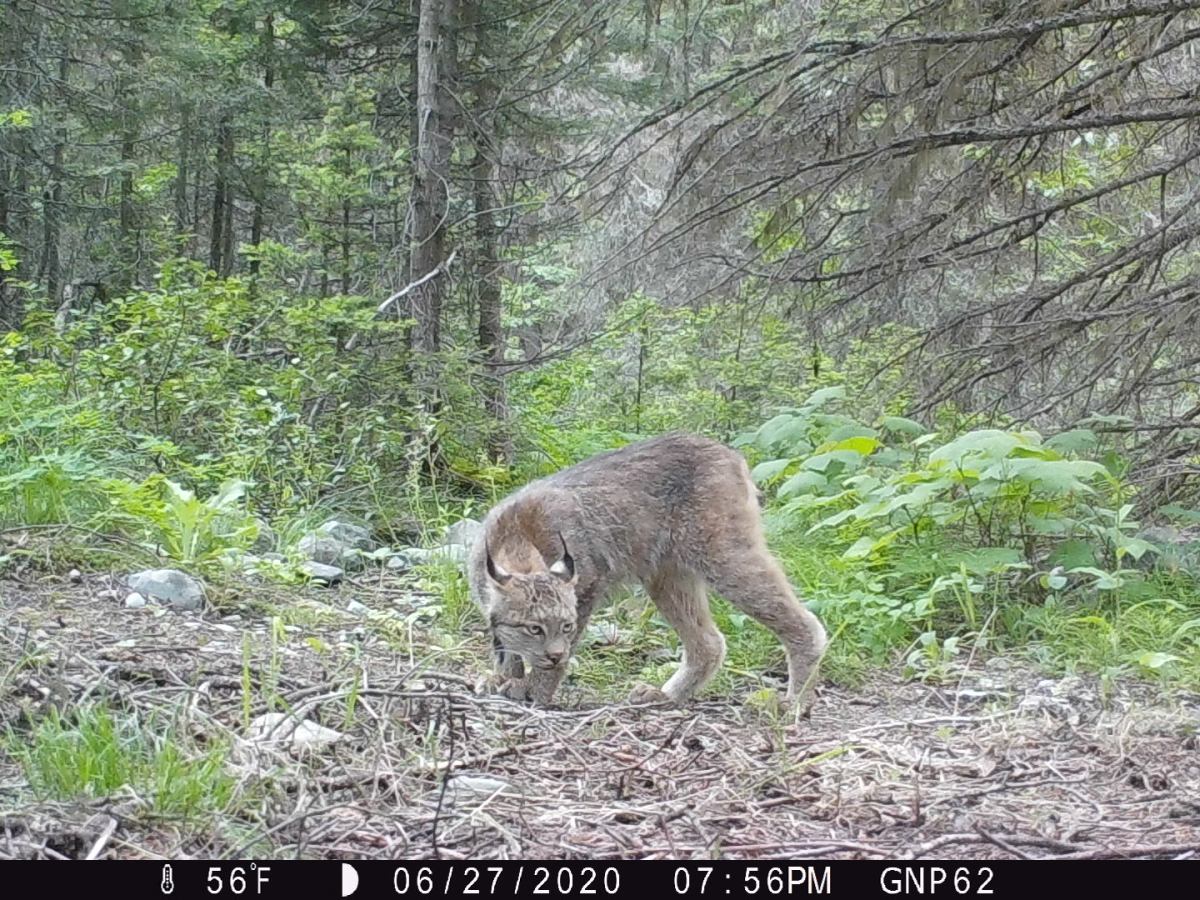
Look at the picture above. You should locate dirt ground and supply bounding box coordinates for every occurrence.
[2,566,1199,861]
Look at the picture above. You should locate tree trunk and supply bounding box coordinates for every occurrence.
[341,149,351,295]
[40,134,64,307]
[210,115,234,275]
[468,2,512,463]
[408,0,458,356]
[0,0,26,327]
[174,103,191,240]
[250,14,274,280]
[118,52,139,297]
[0,157,16,328]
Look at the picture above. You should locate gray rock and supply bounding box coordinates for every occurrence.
[346,599,369,616]
[124,592,146,609]
[126,568,206,611]
[445,774,519,799]
[385,547,434,571]
[245,713,344,749]
[317,519,373,550]
[299,561,344,584]
[441,518,482,550]
[67,568,82,584]
[297,532,350,566]
[297,521,373,571]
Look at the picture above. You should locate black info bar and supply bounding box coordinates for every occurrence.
[0,859,1173,897]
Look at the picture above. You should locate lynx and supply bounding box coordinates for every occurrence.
[467,433,828,710]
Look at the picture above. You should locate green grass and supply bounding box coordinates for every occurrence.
[424,560,475,632]
[6,704,237,819]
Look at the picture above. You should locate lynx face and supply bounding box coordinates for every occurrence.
[483,541,578,670]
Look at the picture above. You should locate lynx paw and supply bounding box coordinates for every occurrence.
[627,682,673,706]
[783,686,818,721]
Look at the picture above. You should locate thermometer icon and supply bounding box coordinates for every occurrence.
[161,864,175,895]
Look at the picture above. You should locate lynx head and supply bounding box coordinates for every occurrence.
[482,534,578,669]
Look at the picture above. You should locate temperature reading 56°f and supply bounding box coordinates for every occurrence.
[207,864,272,895]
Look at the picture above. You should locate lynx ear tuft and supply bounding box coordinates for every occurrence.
[549,533,576,584]
[485,541,513,586]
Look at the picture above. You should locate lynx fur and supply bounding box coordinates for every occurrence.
[467,433,828,709]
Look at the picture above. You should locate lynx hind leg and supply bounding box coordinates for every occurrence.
[630,565,726,705]
[703,544,827,712]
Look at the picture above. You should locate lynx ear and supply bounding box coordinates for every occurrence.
[485,541,512,586]
[548,533,576,584]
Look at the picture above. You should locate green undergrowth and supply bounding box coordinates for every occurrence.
[4,704,240,819]
[2,267,1198,700]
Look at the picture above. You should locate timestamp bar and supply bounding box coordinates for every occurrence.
[0,858,1169,898]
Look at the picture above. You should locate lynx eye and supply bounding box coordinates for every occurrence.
[525,624,544,636]
[562,622,575,633]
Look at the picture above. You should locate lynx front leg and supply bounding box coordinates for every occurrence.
[630,565,726,705]
[481,632,528,699]
[523,662,569,705]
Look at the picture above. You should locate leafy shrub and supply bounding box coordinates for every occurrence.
[740,388,1199,685]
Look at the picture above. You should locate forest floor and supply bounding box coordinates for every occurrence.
[2,565,1199,861]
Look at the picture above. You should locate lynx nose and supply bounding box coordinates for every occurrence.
[545,649,565,665]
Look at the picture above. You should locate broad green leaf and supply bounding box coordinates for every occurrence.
[1045,428,1099,454]
[801,449,864,473]
[1041,571,1068,590]
[843,529,900,560]
[880,415,927,436]
[754,414,812,453]
[811,413,855,429]
[1069,566,1122,590]
[806,508,856,533]
[1137,651,1181,670]
[828,436,880,455]
[980,457,1107,494]
[750,458,792,484]
[778,470,827,498]
[1115,535,1158,561]
[842,536,876,561]
[1048,539,1098,569]
[842,473,881,494]
[872,447,905,467]
[801,386,846,409]
[164,479,196,505]
[209,479,249,511]
[929,429,1028,465]
[826,423,878,443]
